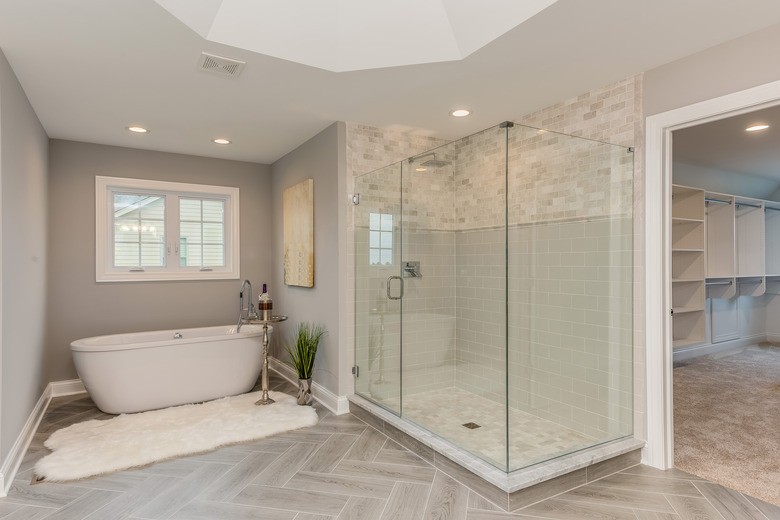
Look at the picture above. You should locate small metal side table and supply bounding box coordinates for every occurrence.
[245,315,287,405]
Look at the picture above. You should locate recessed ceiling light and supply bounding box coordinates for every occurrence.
[127,126,148,133]
[415,167,427,172]
[745,124,769,132]
[212,138,231,145]
[449,109,471,117]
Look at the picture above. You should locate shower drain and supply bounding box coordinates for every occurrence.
[462,422,481,429]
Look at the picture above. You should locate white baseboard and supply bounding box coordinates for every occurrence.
[673,334,766,363]
[0,384,53,497]
[50,379,85,397]
[269,358,350,415]
[0,379,87,496]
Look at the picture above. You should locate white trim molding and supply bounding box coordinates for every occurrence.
[50,379,86,397]
[0,379,87,496]
[269,357,350,415]
[644,78,780,469]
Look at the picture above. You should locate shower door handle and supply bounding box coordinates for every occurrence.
[386,276,404,300]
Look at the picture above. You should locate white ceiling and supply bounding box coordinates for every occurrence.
[2,0,780,164]
[153,0,559,72]
[674,104,780,179]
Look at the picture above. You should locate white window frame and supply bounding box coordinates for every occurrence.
[369,212,394,266]
[96,176,240,282]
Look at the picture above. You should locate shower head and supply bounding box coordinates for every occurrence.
[420,157,451,168]
[409,152,451,169]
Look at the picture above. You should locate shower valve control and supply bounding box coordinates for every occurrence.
[403,261,422,278]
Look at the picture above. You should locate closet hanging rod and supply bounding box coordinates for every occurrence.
[766,206,780,212]
[704,197,730,205]
[736,279,763,285]
[705,281,732,286]
[735,201,762,209]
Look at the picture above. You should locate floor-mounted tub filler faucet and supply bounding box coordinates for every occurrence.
[236,279,259,332]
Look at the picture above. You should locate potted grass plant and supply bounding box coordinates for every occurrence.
[284,322,327,405]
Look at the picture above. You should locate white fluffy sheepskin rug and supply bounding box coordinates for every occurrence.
[34,390,318,482]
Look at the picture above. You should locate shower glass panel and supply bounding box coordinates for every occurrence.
[352,121,633,473]
[506,125,634,472]
[353,162,402,413]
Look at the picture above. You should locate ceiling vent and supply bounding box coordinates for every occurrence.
[197,52,246,78]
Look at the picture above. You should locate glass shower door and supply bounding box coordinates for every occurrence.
[353,162,403,413]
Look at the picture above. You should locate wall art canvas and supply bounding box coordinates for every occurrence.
[283,179,314,287]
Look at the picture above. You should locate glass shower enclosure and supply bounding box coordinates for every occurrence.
[353,121,634,473]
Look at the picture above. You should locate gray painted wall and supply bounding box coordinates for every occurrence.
[0,49,49,462]
[644,20,780,117]
[270,123,346,397]
[45,140,272,383]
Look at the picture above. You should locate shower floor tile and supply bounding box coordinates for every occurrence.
[397,387,597,470]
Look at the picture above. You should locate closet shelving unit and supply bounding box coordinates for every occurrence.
[765,200,780,294]
[672,185,706,349]
[672,184,780,350]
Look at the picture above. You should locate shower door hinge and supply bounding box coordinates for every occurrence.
[351,193,360,205]
[351,365,359,377]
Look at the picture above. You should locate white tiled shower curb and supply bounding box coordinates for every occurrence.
[348,392,645,494]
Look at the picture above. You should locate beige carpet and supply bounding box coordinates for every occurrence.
[674,344,780,506]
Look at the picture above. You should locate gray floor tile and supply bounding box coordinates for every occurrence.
[423,471,469,520]
[299,434,361,473]
[3,480,90,509]
[134,463,232,519]
[465,511,529,520]
[250,442,320,487]
[693,481,770,520]
[284,470,396,499]
[381,482,432,520]
[746,495,780,519]
[342,427,387,462]
[336,496,387,520]
[333,459,436,485]
[70,471,152,492]
[556,482,676,514]
[596,473,704,497]
[665,494,728,520]
[39,489,122,520]
[169,501,297,520]
[232,485,349,516]
[468,491,501,512]
[373,445,432,467]
[518,498,640,520]
[200,451,280,501]
[83,475,180,520]
[620,465,707,481]
[632,511,681,520]
[1,505,58,520]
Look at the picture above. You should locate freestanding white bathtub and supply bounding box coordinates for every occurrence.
[71,324,269,414]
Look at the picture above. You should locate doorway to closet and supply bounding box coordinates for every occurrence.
[668,104,780,505]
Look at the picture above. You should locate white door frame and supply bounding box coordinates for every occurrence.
[644,79,780,468]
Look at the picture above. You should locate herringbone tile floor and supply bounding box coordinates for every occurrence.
[3,372,779,519]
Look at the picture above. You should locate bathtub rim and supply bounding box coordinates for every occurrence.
[70,324,271,353]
